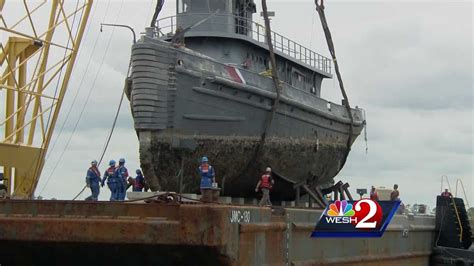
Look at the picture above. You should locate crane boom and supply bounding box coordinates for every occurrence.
[0,0,93,198]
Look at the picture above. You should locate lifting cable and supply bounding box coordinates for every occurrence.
[149,0,165,28]
[75,0,161,200]
[315,0,354,170]
[247,0,284,169]
[72,80,128,200]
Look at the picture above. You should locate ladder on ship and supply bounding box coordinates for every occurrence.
[435,195,473,249]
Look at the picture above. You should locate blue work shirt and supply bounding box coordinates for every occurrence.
[134,174,145,191]
[198,164,215,188]
[86,166,101,186]
[115,165,129,184]
[102,166,117,186]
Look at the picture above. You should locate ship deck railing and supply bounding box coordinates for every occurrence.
[152,13,332,74]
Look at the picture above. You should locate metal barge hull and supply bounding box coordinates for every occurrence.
[0,200,435,265]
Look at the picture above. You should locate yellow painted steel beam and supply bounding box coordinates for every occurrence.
[27,0,59,146]
[37,1,89,41]
[0,0,6,28]
[4,101,55,143]
[0,143,42,198]
[1,0,94,198]
[0,27,73,52]
[4,39,16,144]
[1,54,70,98]
[9,1,47,31]
[16,51,27,144]
[0,41,42,83]
[29,0,94,196]
[22,0,39,38]
[58,0,76,48]
[0,37,41,144]
[0,84,58,101]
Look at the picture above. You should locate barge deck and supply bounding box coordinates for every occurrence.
[0,198,436,265]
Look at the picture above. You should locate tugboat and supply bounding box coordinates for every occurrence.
[127,0,365,200]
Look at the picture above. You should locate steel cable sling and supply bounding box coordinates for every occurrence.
[246,0,284,171]
[72,59,130,200]
[315,0,355,170]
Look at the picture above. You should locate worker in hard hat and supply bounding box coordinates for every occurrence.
[115,158,129,200]
[133,169,145,192]
[441,187,452,198]
[85,160,101,201]
[102,160,119,201]
[197,156,216,193]
[255,167,275,206]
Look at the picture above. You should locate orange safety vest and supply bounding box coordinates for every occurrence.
[370,191,378,201]
[201,164,209,173]
[260,174,272,189]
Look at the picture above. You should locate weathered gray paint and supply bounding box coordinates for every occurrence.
[129,1,365,199]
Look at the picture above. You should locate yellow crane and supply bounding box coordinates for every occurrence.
[0,0,93,198]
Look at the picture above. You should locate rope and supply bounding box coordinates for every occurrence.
[72,58,131,201]
[315,0,355,171]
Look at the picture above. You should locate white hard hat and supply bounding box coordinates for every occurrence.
[266,167,271,172]
[445,187,449,190]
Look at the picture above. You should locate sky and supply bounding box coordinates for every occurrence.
[1,0,472,209]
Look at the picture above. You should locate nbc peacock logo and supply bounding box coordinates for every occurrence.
[324,200,357,224]
[326,200,355,217]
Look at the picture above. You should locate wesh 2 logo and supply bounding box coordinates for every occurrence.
[311,199,399,238]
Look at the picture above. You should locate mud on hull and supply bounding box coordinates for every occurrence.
[139,132,351,201]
